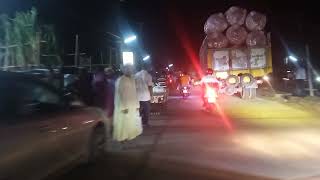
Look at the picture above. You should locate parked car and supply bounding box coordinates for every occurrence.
[0,71,110,180]
[151,77,169,109]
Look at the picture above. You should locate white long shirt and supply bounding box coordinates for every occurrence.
[113,75,142,141]
[135,70,153,101]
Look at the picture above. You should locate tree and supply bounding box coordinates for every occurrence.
[41,25,61,66]
[0,7,61,69]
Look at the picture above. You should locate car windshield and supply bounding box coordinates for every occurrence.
[1,1,320,180]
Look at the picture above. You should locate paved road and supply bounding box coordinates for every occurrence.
[52,92,320,180]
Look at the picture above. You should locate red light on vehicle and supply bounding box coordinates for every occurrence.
[169,79,172,83]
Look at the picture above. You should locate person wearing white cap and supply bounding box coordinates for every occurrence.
[113,65,142,142]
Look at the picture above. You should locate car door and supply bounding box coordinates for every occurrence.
[0,78,68,180]
[59,102,103,161]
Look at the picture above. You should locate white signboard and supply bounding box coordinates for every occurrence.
[122,52,134,65]
[213,50,229,71]
[250,48,266,68]
[231,49,248,69]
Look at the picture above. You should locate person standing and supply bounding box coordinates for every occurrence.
[104,67,116,117]
[77,68,93,105]
[295,65,307,97]
[92,68,107,109]
[113,65,142,142]
[135,64,153,127]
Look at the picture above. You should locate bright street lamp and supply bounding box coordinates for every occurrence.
[316,77,320,82]
[143,55,150,61]
[288,55,298,62]
[124,35,137,44]
[168,64,173,67]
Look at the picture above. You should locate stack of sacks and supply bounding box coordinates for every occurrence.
[207,32,229,48]
[202,6,268,49]
[245,11,267,47]
[245,11,267,31]
[226,25,247,45]
[204,13,228,34]
[225,6,247,25]
[246,30,267,47]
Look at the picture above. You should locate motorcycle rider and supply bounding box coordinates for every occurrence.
[201,68,219,106]
[178,72,191,90]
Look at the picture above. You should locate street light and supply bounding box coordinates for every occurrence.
[124,35,137,44]
[143,55,150,61]
[316,77,320,82]
[169,64,173,67]
[288,55,298,62]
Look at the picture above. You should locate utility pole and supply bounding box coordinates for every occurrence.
[74,34,79,67]
[305,44,314,96]
[34,32,41,65]
[89,56,92,71]
[109,47,112,66]
[100,51,103,64]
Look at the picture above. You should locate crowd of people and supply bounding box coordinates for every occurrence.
[74,63,153,145]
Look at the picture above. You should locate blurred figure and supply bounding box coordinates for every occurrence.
[178,72,191,90]
[105,67,116,117]
[135,64,153,127]
[201,68,219,105]
[113,65,142,142]
[92,68,107,109]
[294,65,306,97]
[77,68,93,105]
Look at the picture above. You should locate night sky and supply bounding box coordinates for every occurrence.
[1,0,320,72]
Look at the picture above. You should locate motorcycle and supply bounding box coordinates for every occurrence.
[181,86,190,98]
[203,83,219,111]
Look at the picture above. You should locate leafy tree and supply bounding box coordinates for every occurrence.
[0,7,61,68]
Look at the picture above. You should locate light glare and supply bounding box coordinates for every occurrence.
[143,55,150,61]
[124,35,137,44]
[289,55,298,62]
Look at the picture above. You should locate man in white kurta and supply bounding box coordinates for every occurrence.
[113,65,142,141]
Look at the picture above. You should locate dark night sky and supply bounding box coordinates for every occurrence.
[1,0,320,71]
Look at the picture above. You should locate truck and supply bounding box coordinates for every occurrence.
[200,38,272,99]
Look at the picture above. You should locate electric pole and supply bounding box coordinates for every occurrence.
[74,34,79,67]
[305,44,314,96]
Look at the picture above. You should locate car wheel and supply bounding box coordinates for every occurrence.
[240,73,255,86]
[88,125,106,164]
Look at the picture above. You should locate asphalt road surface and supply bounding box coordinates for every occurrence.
[51,89,320,180]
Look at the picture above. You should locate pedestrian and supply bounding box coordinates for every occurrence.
[77,68,93,105]
[113,64,142,142]
[294,65,306,97]
[92,67,107,109]
[104,67,116,117]
[135,63,153,127]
